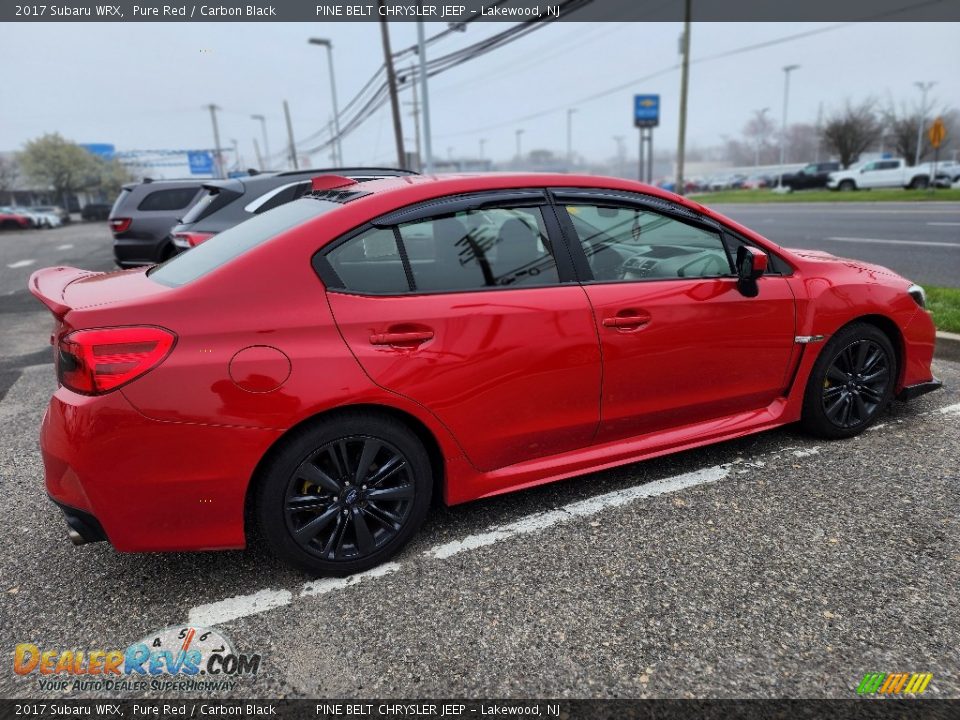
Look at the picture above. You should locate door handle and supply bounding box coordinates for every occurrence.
[602,315,651,330]
[369,330,435,346]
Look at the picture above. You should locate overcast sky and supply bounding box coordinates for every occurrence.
[1,21,958,166]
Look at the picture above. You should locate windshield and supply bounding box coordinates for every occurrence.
[150,198,338,287]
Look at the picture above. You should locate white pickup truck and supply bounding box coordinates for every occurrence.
[826,158,933,191]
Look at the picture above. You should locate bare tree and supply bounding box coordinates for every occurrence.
[743,109,776,166]
[822,100,882,168]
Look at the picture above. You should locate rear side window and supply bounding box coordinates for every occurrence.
[324,205,559,295]
[137,187,200,212]
[150,198,335,287]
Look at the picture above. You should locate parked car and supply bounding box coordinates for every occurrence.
[742,174,774,190]
[168,167,418,252]
[0,206,60,228]
[109,179,207,267]
[933,162,960,188]
[32,205,70,223]
[29,173,940,575]
[780,162,841,191]
[706,173,747,191]
[81,203,112,221]
[827,159,933,191]
[0,210,32,230]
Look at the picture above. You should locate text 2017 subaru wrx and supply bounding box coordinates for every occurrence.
[30,173,941,575]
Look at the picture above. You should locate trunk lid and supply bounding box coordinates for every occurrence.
[29,266,169,319]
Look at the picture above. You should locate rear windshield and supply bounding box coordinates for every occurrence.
[110,188,130,217]
[137,187,201,212]
[149,198,336,287]
[179,189,219,224]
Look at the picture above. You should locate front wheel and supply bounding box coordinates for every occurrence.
[255,412,433,576]
[838,180,856,192]
[801,323,896,439]
[909,176,929,189]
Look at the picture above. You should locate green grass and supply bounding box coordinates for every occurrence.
[689,188,960,204]
[924,286,960,334]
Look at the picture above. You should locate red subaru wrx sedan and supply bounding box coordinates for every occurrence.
[30,174,941,575]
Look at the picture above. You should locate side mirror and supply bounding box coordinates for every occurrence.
[736,246,767,298]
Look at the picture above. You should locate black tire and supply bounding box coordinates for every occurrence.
[909,175,929,190]
[801,323,897,439]
[255,412,432,576]
[838,180,856,192]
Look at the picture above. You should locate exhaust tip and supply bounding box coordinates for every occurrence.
[67,526,88,546]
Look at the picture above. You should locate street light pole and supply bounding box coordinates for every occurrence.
[566,108,577,170]
[308,38,343,166]
[207,104,223,178]
[250,114,270,170]
[914,81,936,166]
[479,138,487,160]
[674,0,691,196]
[515,129,525,165]
[777,64,800,189]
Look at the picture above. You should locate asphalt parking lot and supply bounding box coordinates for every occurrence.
[0,215,958,700]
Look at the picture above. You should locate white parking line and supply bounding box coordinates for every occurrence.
[927,222,960,227]
[183,403,957,629]
[825,237,958,248]
[56,243,74,250]
[6,259,36,269]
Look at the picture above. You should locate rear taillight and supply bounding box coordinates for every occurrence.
[109,218,131,234]
[57,326,176,395]
[171,231,215,249]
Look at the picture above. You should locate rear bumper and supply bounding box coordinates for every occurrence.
[112,235,171,267]
[896,378,943,402]
[41,387,281,552]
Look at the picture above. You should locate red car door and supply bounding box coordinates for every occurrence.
[319,194,601,472]
[555,194,796,443]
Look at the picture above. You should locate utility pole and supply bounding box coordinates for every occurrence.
[416,19,434,173]
[815,101,823,162]
[566,108,577,170]
[406,64,422,171]
[253,138,264,169]
[914,81,936,166]
[378,3,406,169]
[777,64,800,189]
[674,0,691,196]
[230,138,240,173]
[479,138,487,161]
[752,107,769,167]
[283,100,298,170]
[207,104,223,178]
[251,114,270,169]
[515,129,525,164]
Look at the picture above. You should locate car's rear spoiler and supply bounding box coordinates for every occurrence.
[28,266,97,319]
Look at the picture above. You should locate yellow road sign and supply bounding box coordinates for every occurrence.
[928,117,946,149]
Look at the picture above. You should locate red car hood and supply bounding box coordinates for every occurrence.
[786,248,904,280]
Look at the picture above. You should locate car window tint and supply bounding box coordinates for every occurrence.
[137,187,200,212]
[327,228,410,294]
[565,204,731,282]
[151,198,335,287]
[398,206,559,292]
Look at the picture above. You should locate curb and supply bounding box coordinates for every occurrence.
[935,331,960,363]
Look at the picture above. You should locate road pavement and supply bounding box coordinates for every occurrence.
[712,201,960,287]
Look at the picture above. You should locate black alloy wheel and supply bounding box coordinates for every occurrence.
[801,323,896,439]
[284,436,415,561]
[256,412,432,576]
[820,339,891,429]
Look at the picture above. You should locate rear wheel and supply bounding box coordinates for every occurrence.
[801,323,896,439]
[909,175,929,189]
[255,412,432,576]
[838,180,856,192]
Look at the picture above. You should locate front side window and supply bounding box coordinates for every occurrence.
[325,205,560,295]
[565,204,731,282]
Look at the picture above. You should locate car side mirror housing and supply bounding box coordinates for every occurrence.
[736,245,767,298]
